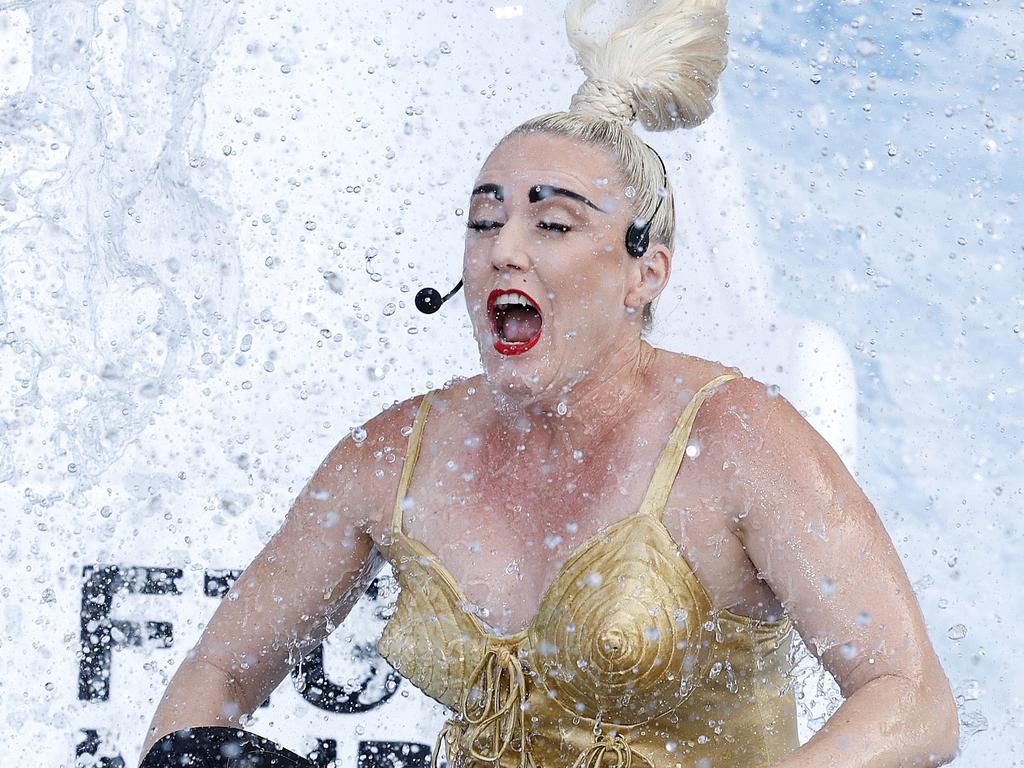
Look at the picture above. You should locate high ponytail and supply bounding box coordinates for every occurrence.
[500,0,730,337]
[566,0,729,131]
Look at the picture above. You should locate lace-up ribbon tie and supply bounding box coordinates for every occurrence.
[432,645,533,768]
[569,732,655,768]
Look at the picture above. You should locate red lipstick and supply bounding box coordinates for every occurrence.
[487,288,543,356]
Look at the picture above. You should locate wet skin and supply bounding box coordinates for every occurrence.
[354,135,956,763]
[373,131,757,632]
[141,136,958,768]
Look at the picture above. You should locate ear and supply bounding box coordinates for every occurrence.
[624,242,672,312]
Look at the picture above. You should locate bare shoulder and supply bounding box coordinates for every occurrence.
[698,369,866,537]
[687,367,796,452]
[322,390,435,558]
[677,365,807,514]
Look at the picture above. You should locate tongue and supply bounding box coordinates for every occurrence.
[499,306,542,343]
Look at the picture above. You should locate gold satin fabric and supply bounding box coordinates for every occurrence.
[377,373,800,768]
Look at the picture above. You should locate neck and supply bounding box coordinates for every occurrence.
[480,339,658,468]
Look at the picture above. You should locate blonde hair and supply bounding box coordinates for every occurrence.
[501,0,729,336]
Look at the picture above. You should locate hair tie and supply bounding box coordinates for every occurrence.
[569,78,637,126]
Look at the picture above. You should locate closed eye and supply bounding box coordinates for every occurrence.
[467,220,571,233]
[538,221,571,233]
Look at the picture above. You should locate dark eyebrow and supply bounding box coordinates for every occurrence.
[470,182,605,213]
[529,184,605,212]
[472,183,504,202]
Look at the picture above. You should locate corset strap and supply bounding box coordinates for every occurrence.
[432,719,466,768]
[569,732,654,768]
[435,645,533,768]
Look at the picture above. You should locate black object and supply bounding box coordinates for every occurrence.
[414,279,463,315]
[140,727,315,768]
[624,145,670,259]
[415,143,671,313]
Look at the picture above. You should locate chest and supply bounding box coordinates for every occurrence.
[388,433,732,637]
[378,504,727,727]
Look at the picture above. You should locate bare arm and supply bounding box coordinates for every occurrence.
[717,376,959,768]
[138,413,397,764]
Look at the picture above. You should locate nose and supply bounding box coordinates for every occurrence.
[488,222,531,275]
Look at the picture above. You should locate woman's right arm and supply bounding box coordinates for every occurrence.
[137,405,407,764]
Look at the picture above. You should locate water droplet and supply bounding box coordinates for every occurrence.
[810,73,822,84]
[439,41,452,54]
[324,272,346,293]
[382,302,396,316]
[820,577,836,596]
[856,38,877,56]
[947,623,968,641]
[961,709,988,736]
[304,220,317,231]
[350,427,368,444]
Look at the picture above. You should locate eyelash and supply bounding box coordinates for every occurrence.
[467,220,571,234]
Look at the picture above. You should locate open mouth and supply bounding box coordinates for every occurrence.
[487,289,543,356]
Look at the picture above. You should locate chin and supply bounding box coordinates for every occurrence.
[475,338,552,401]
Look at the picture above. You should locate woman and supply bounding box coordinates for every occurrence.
[139,1,960,766]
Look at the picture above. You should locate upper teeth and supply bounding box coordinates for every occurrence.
[494,293,538,310]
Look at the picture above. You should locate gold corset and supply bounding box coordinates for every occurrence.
[377,373,800,768]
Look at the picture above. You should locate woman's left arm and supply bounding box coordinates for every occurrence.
[721,377,960,768]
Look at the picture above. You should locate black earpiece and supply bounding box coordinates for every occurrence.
[624,145,670,259]
[625,217,654,259]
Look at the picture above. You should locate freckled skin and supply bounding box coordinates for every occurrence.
[140,133,960,768]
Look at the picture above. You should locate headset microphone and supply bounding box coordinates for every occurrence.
[415,279,464,314]
[415,147,666,313]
